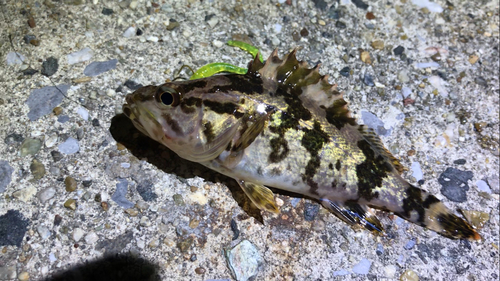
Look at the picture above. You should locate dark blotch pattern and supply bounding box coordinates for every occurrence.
[207,74,264,96]
[301,120,329,194]
[163,114,182,134]
[202,100,243,119]
[269,137,289,163]
[399,185,440,224]
[180,97,202,114]
[335,159,341,171]
[179,80,208,93]
[355,139,392,201]
[203,121,215,143]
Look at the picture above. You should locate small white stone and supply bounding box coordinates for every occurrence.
[182,30,192,38]
[147,36,159,42]
[212,40,224,48]
[77,107,89,121]
[476,180,492,193]
[12,187,37,202]
[37,187,56,202]
[73,228,85,242]
[140,216,151,227]
[274,23,282,33]
[137,238,145,249]
[49,252,58,262]
[123,26,136,38]
[206,16,219,28]
[67,48,93,65]
[129,0,138,9]
[85,232,99,244]
[45,134,58,148]
[106,89,116,97]
[37,225,51,240]
[121,162,131,168]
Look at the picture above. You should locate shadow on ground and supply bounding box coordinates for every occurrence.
[44,253,160,281]
[109,114,266,222]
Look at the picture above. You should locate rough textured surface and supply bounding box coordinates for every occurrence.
[0,0,498,280]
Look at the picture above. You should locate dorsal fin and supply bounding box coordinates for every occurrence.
[358,125,405,174]
[248,49,404,174]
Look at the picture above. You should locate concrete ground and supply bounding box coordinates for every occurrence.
[0,0,499,280]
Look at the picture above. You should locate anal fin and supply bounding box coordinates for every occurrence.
[237,180,280,214]
[320,199,384,234]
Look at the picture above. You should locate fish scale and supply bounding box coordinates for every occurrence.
[123,48,480,240]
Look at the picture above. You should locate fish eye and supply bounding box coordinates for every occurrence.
[156,86,180,106]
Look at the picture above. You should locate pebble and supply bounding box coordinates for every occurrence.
[124,80,143,90]
[476,180,491,193]
[333,269,350,276]
[58,137,80,154]
[303,202,320,221]
[376,244,384,255]
[371,40,384,50]
[85,232,98,244]
[438,167,473,202]
[129,0,138,9]
[146,36,159,42]
[12,187,37,202]
[339,66,350,77]
[393,46,405,55]
[125,208,139,216]
[112,179,135,209]
[404,238,416,250]
[0,160,14,193]
[397,70,410,83]
[360,51,371,64]
[225,240,263,281]
[177,236,194,253]
[73,228,85,242]
[77,107,89,121]
[102,7,113,15]
[123,26,136,38]
[57,115,70,123]
[83,59,118,76]
[30,159,46,180]
[166,20,180,30]
[415,62,440,68]
[402,86,412,98]
[18,271,29,281]
[65,176,77,192]
[0,210,30,247]
[37,187,56,202]
[400,269,419,281]
[335,21,347,29]
[6,52,25,65]
[41,57,59,77]
[411,0,443,13]
[469,55,479,65]
[140,216,151,227]
[206,15,219,28]
[50,151,63,162]
[361,110,387,136]
[37,225,51,240]
[26,85,69,121]
[410,162,423,182]
[352,258,371,274]
[363,73,375,86]
[64,199,77,210]
[4,133,24,145]
[45,134,58,148]
[67,48,93,65]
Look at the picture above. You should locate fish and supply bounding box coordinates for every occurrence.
[122,48,480,240]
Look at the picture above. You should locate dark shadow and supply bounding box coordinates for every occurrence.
[43,253,160,281]
[109,114,264,223]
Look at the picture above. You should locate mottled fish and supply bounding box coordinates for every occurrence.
[123,49,480,240]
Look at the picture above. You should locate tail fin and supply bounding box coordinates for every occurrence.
[395,185,481,240]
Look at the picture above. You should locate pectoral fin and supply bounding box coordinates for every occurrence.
[237,180,280,214]
[320,199,384,234]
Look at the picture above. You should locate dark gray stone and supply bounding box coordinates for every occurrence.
[363,73,375,86]
[136,180,158,202]
[438,167,473,202]
[352,0,368,9]
[112,178,135,208]
[83,59,118,77]
[304,202,320,221]
[0,161,14,193]
[41,56,59,77]
[0,210,30,247]
[26,85,69,121]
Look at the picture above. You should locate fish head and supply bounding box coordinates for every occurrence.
[123,79,244,162]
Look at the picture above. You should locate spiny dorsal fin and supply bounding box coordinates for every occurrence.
[248,48,347,114]
[358,125,405,174]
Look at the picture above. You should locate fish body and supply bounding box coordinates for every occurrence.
[123,49,480,240]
